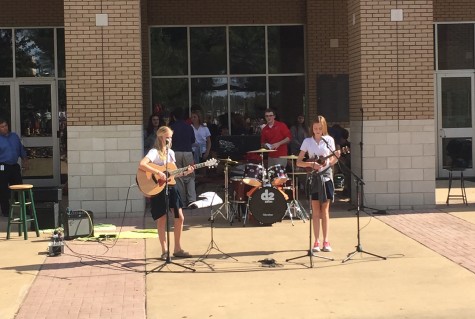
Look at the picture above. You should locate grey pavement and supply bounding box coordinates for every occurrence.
[1,179,475,319]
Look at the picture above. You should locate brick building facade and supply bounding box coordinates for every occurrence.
[1,0,475,215]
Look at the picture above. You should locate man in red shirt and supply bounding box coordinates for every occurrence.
[260,108,291,168]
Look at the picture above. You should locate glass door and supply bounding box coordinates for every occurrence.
[14,80,60,186]
[0,83,14,123]
[437,73,475,177]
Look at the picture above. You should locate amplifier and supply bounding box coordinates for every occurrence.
[62,209,94,240]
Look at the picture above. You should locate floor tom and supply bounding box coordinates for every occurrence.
[229,177,252,202]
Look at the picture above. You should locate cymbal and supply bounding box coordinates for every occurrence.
[280,155,299,160]
[218,158,239,165]
[248,148,276,153]
[288,172,308,175]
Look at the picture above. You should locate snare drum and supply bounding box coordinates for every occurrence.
[248,187,287,224]
[267,164,289,186]
[242,163,264,187]
[229,177,252,202]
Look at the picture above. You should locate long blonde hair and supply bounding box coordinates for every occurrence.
[154,126,173,160]
[309,115,329,136]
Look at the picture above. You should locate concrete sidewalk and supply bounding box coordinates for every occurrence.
[1,180,475,319]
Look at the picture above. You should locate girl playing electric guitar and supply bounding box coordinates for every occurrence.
[296,116,340,253]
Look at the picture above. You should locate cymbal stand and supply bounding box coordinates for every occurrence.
[286,171,334,267]
[283,159,308,223]
[212,161,236,222]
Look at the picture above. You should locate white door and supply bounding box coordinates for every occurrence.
[437,73,475,177]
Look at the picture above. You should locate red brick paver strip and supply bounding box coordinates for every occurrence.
[15,238,146,319]
[376,210,475,274]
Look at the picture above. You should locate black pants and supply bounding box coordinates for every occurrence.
[0,163,23,216]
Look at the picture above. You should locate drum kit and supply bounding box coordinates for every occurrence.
[221,148,309,226]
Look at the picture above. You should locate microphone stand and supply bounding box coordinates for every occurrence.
[286,162,334,268]
[357,107,380,213]
[150,141,195,272]
[341,167,386,263]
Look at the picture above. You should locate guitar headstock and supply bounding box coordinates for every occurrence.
[205,158,218,168]
[341,146,350,154]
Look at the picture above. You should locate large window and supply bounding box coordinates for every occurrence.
[150,25,305,136]
[0,29,13,78]
[0,28,65,78]
[437,24,474,70]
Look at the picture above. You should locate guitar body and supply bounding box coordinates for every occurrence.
[136,162,178,197]
[304,146,350,171]
[136,158,218,197]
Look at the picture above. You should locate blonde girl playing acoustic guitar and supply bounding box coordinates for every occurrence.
[139,126,194,259]
[296,116,340,253]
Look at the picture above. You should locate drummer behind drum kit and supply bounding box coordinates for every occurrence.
[224,148,309,226]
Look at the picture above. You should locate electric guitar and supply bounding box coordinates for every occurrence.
[136,158,218,196]
[305,146,350,170]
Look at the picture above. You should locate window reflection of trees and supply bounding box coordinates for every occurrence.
[15,29,55,77]
[229,26,265,74]
[0,29,13,77]
[191,27,226,75]
[151,27,188,76]
[151,25,305,135]
[152,78,189,115]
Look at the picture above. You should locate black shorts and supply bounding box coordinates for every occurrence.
[311,180,334,201]
[150,186,183,220]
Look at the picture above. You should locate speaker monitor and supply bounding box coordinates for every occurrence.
[62,210,94,240]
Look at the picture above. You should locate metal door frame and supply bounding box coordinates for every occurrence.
[13,79,60,187]
[436,72,475,178]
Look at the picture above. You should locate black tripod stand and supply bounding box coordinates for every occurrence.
[149,146,195,273]
[192,193,237,268]
[342,174,386,263]
[286,172,334,267]
[192,215,237,268]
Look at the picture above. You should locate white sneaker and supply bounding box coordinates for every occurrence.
[322,241,332,252]
[312,241,320,252]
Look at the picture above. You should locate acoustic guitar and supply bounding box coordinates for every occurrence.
[136,158,218,196]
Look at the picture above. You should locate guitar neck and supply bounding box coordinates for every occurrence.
[170,162,207,176]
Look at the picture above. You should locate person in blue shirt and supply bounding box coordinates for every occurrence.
[169,108,197,205]
[0,117,29,217]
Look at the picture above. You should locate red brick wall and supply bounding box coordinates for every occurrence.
[147,0,305,25]
[434,0,475,21]
[0,0,64,26]
[306,0,348,121]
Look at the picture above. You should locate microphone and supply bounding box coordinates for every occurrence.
[165,138,171,147]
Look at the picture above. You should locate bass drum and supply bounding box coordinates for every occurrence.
[249,187,287,224]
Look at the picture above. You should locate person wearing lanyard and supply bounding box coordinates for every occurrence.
[0,117,29,217]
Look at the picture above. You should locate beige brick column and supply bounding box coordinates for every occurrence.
[348,0,436,209]
[64,0,144,215]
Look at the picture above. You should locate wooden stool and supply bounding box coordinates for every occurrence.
[446,168,468,205]
[7,184,40,240]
